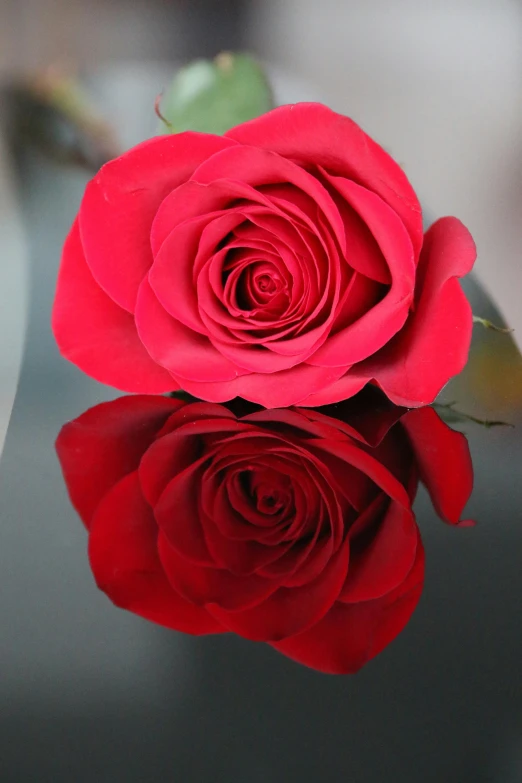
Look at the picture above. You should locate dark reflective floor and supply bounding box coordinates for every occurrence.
[2,150,522,782]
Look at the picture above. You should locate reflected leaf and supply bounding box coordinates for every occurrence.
[434,402,514,429]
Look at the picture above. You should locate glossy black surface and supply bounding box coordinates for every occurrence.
[1,154,522,783]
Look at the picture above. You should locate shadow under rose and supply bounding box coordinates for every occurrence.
[55,389,473,674]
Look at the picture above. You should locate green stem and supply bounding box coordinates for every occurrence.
[473,315,513,334]
[434,402,514,429]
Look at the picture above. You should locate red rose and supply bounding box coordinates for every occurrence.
[56,392,473,674]
[52,103,476,408]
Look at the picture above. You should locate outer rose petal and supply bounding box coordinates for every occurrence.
[271,532,424,674]
[56,395,183,528]
[298,217,476,408]
[79,133,237,311]
[358,217,476,407]
[339,501,418,603]
[52,221,176,393]
[88,472,223,635]
[225,103,423,261]
[402,406,473,525]
[297,373,370,407]
[169,362,349,408]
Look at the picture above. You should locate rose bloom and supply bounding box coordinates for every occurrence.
[56,392,473,674]
[52,103,476,408]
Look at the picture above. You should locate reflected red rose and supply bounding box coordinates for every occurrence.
[52,103,476,407]
[56,392,473,674]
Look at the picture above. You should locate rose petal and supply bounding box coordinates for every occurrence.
[167,360,348,407]
[299,389,406,447]
[88,472,222,635]
[80,133,236,311]
[339,501,418,602]
[138,429,203,509]
[135,278,248,382]
[363,534,425,661]
[307,437,411,508]
[236,364,351,408]
[357,217,476,406]
[402,406,473,525]
[149,211,239,334]
[271,532,424,673]
[206,539,350,642]
[151,178,328,258]
[56,395,182,528]
[153,458,216,566]
[308,179,415,367]
[226,103,423,260]
[154,401,237,439]
[209,327,330,374]
[329,272,386,335]
[294,373,370,408]
[324,181,391,284]
[52,221,175,393]
[190,144,347,254]
[201,512,293,576]
[158,532,278,611]
[196,213,336,347]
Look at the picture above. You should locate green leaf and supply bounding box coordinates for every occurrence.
[158,52,274,136]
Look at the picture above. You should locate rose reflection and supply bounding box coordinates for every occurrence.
[56,390,473,674]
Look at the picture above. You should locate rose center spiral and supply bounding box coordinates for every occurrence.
[240,261,286,307]
[241,467,292,518]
